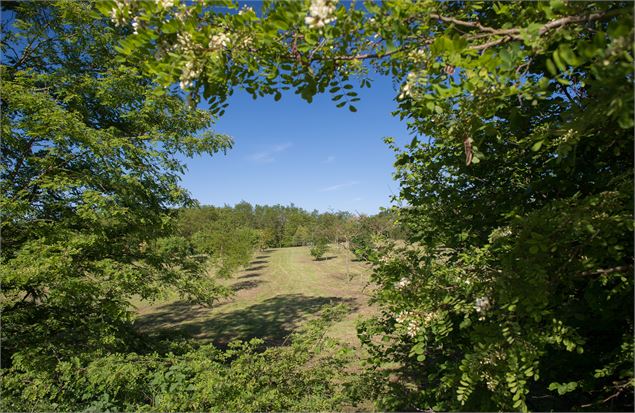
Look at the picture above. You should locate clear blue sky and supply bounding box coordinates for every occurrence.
[181,74,413,215]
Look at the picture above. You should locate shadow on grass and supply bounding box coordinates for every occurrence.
[231,279,266,292]
[244,265,267,272]
[315,255,337,261]
[249,259,269,265]
[136,294,357,347]
[238,272,262,279]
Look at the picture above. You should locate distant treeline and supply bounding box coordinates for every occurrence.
[176,202,405,274]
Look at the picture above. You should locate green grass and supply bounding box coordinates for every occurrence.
[133,245,375,348]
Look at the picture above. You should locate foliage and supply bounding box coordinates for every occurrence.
[1,304,366,412]
[103,0,633,410]
[366,2,632,411]
[0,0,230,392]
[349,212,402,261]
[178,202,373,249]
[5,1,632,411]
[191,225,258,277]
[310,239,329,261]
[292,225,311,246]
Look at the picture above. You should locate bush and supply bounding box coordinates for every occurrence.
[310,240,329,261]
[1,305,366,412]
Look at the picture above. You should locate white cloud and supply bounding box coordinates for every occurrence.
[273,143,293,152]
[248,152,275,163]
[247,142,292,163]
[319,180,359,192]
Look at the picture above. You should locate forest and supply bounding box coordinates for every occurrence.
[177,202,402,275]
[1,1,633,412]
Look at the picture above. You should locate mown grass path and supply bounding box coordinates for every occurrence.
[134,246,375,348]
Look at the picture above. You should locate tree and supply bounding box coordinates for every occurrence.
[0,0,231,397]
[310,239,329,261]
[292,225,311,246]
[96,1,633,411]
[190,224,257,277]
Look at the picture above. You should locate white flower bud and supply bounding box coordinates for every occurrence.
[305,0,337,29]
[209,33,230,50]
[395,310,412,324]
[406,319,421,337]
[156,0,175,9]
[475,297,492,320]
[394,277,411,289]
[238,5,254,15]
[131,16,139,34]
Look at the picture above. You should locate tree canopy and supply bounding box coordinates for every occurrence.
[1,0,231,379]
[1,1,632,411]
[100,0,634,410]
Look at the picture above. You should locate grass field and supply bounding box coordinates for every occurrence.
[133,245,376,348]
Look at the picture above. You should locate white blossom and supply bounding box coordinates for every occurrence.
[175,7,190,23]
[406,318,421,337]
[238,5,254,15]
[156,0,175,9]
[131,16,140,34]
[305,0,337,29]
[395,310,423,337]
[241,36,253,48]
[488,226,513,243]
[209,33,230,50]
[110,8,118,24]
[475,296,492,320]
[110,0,131,27]
[395,277,411,289]
[422,311,437,325]
[179,59,201,90]
[177,32,195,52]
[398,72,417,99]
[398,83,412,99]
[408,48,426,60]
[395,310,412,324]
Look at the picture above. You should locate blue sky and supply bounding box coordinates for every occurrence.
[181,74,413,215]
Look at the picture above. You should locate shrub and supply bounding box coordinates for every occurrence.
[310,240,329,261]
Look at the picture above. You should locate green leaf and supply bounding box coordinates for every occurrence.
[549,0,565,11]
[545,58,557,76]
[549,381,578,395]
[531,141,544,151]
[558,44,581,67]
[552,49,567,72]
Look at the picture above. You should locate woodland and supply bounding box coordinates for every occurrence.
[1,1,633,412]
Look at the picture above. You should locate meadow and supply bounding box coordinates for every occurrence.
[133,246,375,349]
